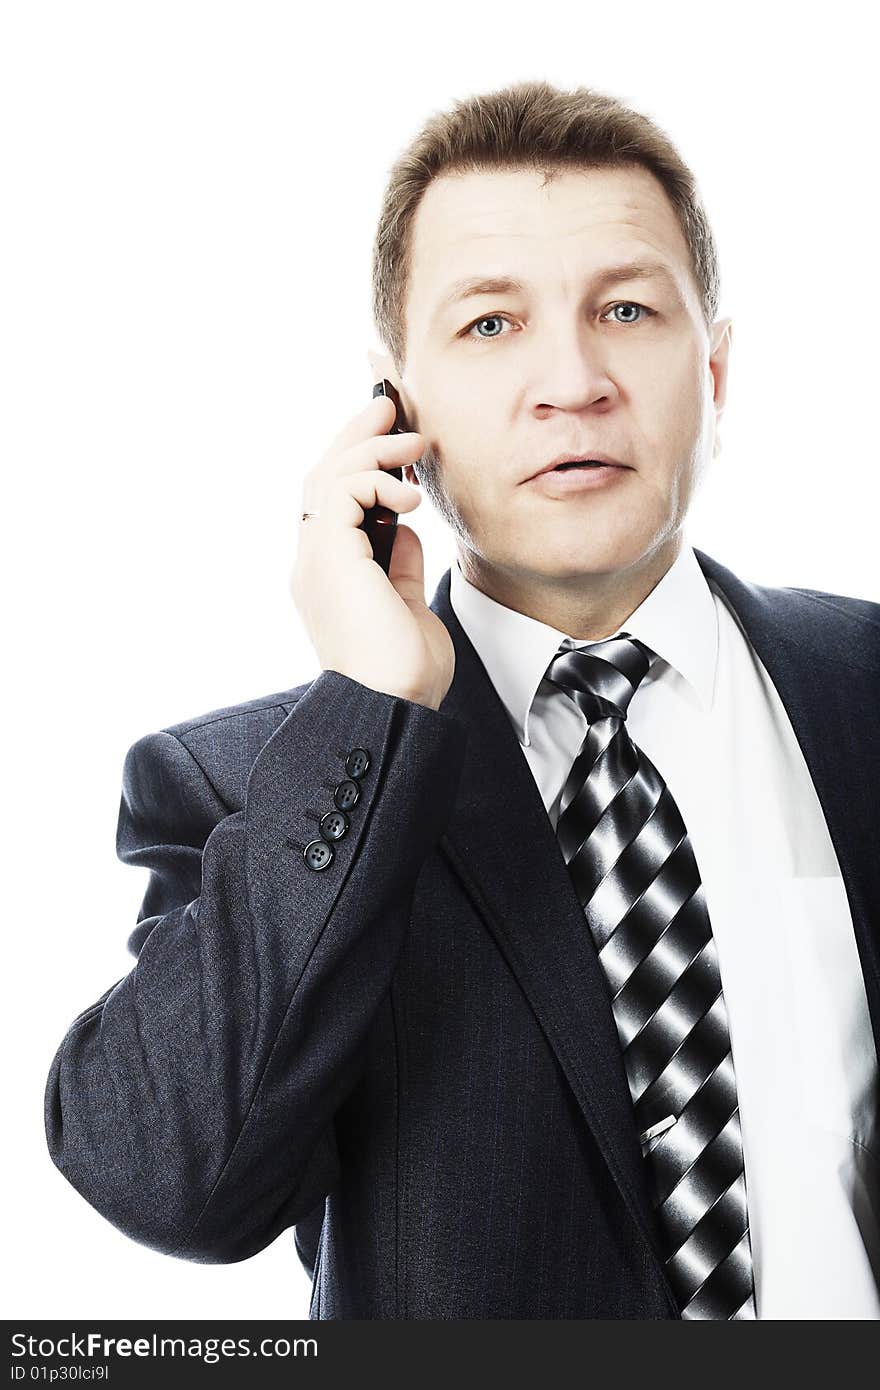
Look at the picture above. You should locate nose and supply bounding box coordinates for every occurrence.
[528,323,618,415]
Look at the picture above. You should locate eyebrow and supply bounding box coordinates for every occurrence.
[432,260,685,322]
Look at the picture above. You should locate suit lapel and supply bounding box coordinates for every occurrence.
[428,565,678,1308]
[427,547,880,1310]
[691,548,880,1039]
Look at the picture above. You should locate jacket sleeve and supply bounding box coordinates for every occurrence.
[44,669,468,1264]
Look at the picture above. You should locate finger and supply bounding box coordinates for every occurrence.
[323,394,397,456]
[338,430,425,474]
[304,431,424,509]
[300,468,422,535]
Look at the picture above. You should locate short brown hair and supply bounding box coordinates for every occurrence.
[371,79,720,372]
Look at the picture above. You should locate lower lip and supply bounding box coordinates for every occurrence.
[526,464,631,495]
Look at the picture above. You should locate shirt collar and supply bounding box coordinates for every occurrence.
[448,539,719,747]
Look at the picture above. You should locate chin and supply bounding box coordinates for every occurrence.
[510,558,619,588]
[530,536,639,576]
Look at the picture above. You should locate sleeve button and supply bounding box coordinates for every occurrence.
[319,809,349,841]
[303,839,335,871]
[345,748,371,779]
[334,779,360,812]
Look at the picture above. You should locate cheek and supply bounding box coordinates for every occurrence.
[639,368,705,457]
[450,467,490,527]
[438,426,500,501]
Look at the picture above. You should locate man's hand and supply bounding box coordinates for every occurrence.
[290,393,455,711]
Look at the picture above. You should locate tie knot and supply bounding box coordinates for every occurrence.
[546,631,655,723]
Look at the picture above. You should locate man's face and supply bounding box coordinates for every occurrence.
[382,165,731,601]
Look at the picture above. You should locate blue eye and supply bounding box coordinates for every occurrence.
[605,301,654,325]
[465,314,513,340]
[461,301,655,342]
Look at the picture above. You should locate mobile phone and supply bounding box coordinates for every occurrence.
[361,378,407,575]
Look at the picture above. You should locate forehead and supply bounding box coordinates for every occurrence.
[406,165,695,317]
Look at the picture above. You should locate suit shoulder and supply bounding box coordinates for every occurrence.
[783,584,880,628]
[761,580,880,674]
[162,679,317,739]
[697,549,879,676]
[154,678,319,810]
[696,548,878,629]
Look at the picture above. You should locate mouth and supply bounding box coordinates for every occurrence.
[525,458,632,496]
[526,454,631,481]
[551,460,620,471]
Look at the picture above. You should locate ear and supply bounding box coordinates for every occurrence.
[709,317,733,459]
[366,346,401,392]
[709,317,732,410]
[365,346,420,488]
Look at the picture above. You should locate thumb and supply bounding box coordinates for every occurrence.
[386,523,425,605]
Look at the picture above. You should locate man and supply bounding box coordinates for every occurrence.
[45,80,880,1319]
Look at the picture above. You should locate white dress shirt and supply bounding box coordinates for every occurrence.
[449,536,880,1319]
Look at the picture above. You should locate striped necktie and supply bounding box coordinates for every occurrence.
[545,632,757,1320]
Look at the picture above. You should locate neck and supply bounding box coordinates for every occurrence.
[457,533,682,640]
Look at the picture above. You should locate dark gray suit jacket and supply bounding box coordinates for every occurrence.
[45,548,880,1318]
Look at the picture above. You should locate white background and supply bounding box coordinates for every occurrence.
[2,0,876,1320]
